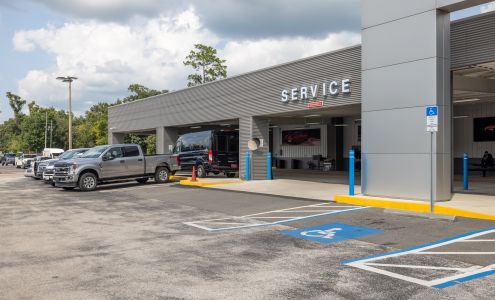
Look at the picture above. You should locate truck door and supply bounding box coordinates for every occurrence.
[101,147,125,178]
[122,145,144,176]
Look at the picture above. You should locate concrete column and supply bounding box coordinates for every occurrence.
[361,1,451,201]
[156,127,177,154]
[108,132,125,144]
[239,117,269,180]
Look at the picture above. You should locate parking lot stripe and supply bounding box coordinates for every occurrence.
[343,227,495,288]
[184,205,369,231]
[364,263,476,271]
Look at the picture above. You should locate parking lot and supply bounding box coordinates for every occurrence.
[1,166,495,299]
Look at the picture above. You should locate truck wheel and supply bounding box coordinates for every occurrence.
[79,173,98,191]
[155,167,170,183]
[196,165,207,178]
[136,178,149,184]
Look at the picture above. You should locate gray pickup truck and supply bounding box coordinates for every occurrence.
[52,144,179,191]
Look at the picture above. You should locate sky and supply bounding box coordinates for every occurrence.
[0,0,494,122]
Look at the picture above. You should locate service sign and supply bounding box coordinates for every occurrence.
[280,79,351,106]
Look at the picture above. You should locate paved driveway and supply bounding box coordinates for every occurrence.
[1,166,494,299]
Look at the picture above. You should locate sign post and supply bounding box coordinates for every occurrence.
[426,106,438,215]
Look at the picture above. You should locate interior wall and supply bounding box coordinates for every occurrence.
[272,125,328,159]
[454,102,495,158]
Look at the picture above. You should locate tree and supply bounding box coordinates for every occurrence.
[6,92,26,133]
[183,44,227,87]
[115,84,167,105]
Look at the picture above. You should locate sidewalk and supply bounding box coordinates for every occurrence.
[204,179,359,201]
[195,178,495,220]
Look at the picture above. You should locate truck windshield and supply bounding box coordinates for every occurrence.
[58,150,77,160]
[81,146,109,158]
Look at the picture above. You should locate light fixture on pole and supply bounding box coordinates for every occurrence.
[56,76,77,149]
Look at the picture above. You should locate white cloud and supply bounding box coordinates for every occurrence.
[14,9,219,113]
[13,8,360,117]
[481,2,495,13]
[221,32,361,76]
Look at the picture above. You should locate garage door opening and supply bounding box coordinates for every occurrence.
[264,104,361,185]
[452,61,495,195]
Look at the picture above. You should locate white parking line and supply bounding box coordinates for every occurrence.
[184,203,368,231]
[343,227,495,289]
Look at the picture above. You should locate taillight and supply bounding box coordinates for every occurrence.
[208,149,213,164]
[176,155,181,166]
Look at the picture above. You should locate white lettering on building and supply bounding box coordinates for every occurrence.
[281,79,351,102]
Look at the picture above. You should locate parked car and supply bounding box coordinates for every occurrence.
[42,148,89,183]
[32,156,52,179]
[15,153,37,169]
[2,153,16,166]
[24,166,34,177]
[52,144,180,191]
[173,130,239,178]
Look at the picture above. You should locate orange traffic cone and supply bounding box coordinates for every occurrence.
[191,165,197,182]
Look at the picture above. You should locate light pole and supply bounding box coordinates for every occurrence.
[56,76,77,149]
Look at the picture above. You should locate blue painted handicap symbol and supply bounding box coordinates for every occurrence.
[281,223,383,244]
[426,106,438,116]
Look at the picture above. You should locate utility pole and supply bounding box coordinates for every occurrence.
[44,111,48,149]
[50,120,53,148]
[56,76,77,149]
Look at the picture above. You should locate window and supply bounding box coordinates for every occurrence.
[228,134,239,152]
[181,131,211,152]
[107,147,123,159]
[173,139,182,154]
[216,135,227,152]
[123,146,140,157]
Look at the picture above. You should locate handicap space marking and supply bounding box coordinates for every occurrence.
[281,223,383,244]
[342,227,495,289]
[184,203,369,232]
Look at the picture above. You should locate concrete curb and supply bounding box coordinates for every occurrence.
[335,195,495,221]
[179,180,243,187]
[170,176,191,181]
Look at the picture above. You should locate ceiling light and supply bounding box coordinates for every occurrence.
[269,125,279,128]
[453,115,470,119]
[454,98,480,103]
[220,124,230,126]
[334,124,349,127]
[304,114,321,118]
[190,126,201,129]
[306,122,320,125]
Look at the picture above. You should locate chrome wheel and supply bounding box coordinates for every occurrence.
[158,169,169,181]
[83,176,96,189]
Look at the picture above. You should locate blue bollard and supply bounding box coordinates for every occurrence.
[246,151,251,181]
[349,149,355,196]
[267,152,272,180]
[464,153,469,190]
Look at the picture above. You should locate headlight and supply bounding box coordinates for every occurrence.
[69,163,78,174]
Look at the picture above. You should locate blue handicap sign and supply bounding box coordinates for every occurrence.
[281,223,383,244]
[426,106,438,116]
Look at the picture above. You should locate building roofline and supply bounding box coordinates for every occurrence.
[109,43,362,110]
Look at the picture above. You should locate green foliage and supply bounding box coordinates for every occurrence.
[114,84,167,105]
[0,84,167,153]
[183,44,227,87]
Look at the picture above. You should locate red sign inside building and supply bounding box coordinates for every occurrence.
[307,101,324,108]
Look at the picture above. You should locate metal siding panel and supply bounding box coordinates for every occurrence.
[108,46,362,132]
[451,12,495,68]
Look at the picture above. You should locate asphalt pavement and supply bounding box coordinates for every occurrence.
[1,166,494,299]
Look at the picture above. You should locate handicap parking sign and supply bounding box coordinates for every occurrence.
[281,223,383,244]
